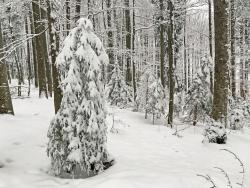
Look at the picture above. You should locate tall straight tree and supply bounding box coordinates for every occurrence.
[244,19,249,96]
[124,0,132,85]
[25,16,32,95]
[0,21,14,115]
[40,1,52,97]
[75,0,81,21]
[47,0,62,113]
[159,0,166,88]
[65,0,70,35]
[32,0,48,98]
[212,0,230,124]
[106,0,114,79]
[230,0,236,98]
[132,0,136,100]
[239,20,245,99]
[183,0,187,91]
[167,0,174,128]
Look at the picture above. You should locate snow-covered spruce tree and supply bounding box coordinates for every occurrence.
[47,18,111,178]
[203,119,227,144]
[106,61,132,107]
[184,57,212,126]
[146,78,165,124]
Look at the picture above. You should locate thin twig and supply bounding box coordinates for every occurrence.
[221,149,245,188]
[197,174,217,188]
[214,167,233,188]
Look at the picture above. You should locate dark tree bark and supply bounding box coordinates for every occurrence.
[230,0,236,98]
[132,0,136,101]
[183,5,187,91]
[212,0,230,124]
[159,0,166,88]
[106,0,115,79]
[124,0,132,85]
[47,0,62,113]
[167,0,174,128]
[25,16,32,96]
[75,0,81,21]
[244,19,249,96]
[32,0,48,98]
[0,22,14,115]
[40,2,52,97]
[65,0,71,35]
[239,21,245,99]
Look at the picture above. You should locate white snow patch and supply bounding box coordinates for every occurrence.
[0,91,250,188]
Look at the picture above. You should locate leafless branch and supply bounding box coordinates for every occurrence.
[221,149,245,188]
[197,174,217,188]
[214,167,233,188]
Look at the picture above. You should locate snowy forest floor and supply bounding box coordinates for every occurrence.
[0,91,250,188]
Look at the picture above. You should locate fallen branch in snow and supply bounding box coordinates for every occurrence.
[214,167,233,188]
[221,149,245,188]
[197,174,217,188]
[197,149,245,188]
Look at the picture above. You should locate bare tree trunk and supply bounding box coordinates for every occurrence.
[124,0,132,85]
[244,19,249,97]
[0,22,14,115]
[25,17,32,96]
[167,0,174,128]
[132,0,136,101]
[40,2,52,97]
[193,105,198,126]
[13,52,22,97]
[230,0,236,98]
[75,0,81,21]
[106,0,114,79]
[65,0,71,35]
[159,0,165,88]
[47,0,62,113]
[32,0,48,98]
[212,0,230,125]
[239,20,245,99]
[183,4,187,91]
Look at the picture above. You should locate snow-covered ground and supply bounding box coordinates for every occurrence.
[0,94,250,188]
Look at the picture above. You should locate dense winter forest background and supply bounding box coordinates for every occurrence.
[0,0,250,187]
